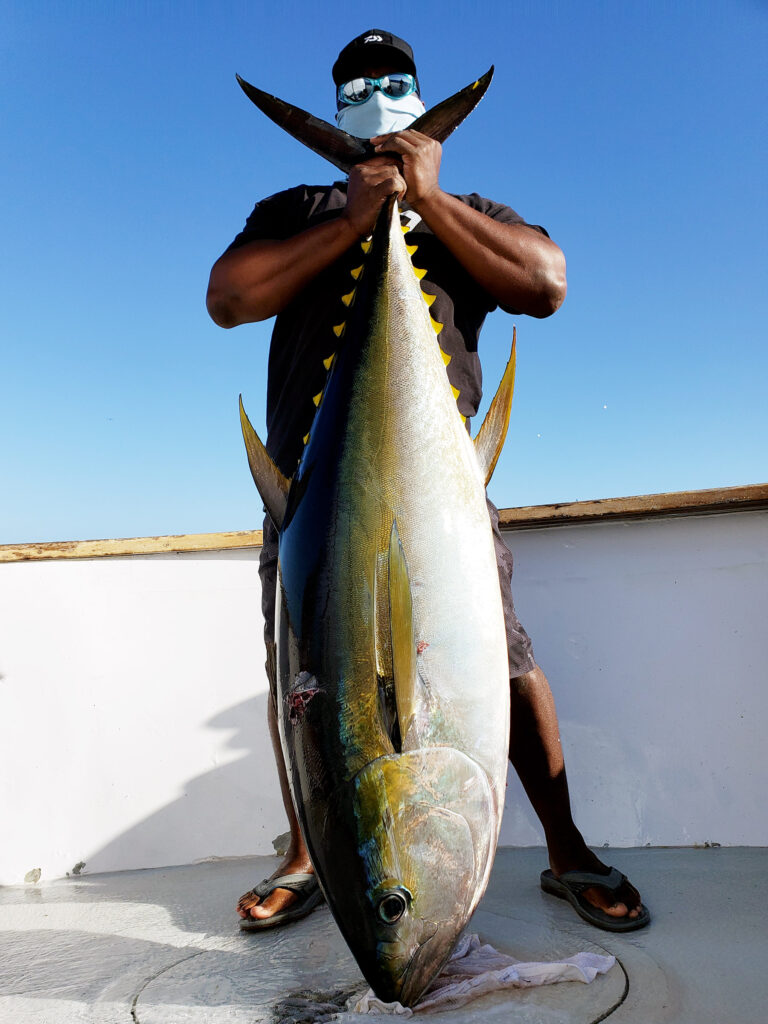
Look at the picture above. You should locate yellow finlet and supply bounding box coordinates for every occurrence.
[413,267,426,281]
[439,347,451,366]
[332,322,346,338]
[312,391,323,407]
[460,413,467,423]
[303,432,310,444]
[350,265,363,280]
[422,292,437,308]
[401,224,410,234]
[472,80,479,89]
[405,243,418,256]
[323,353,335,370]
[341,289,356,307]
[431,317,444,336]
[361,239,372,253]
[451,385,461,400]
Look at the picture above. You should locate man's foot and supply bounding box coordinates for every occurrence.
[546,850,647,927]
[237,852,316,923]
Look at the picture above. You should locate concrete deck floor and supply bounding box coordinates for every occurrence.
[1,847,765,1024]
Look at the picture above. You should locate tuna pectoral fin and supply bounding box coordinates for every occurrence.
[239,396,289,529]
[474,328,517,486]
[409,67,494,144]
[235,75,373,174]
[388,522,419,746]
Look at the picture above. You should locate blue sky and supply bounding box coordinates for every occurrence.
[1,1,766,543]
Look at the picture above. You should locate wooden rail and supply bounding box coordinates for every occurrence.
[499,482,768,531]
[2,484,766,562]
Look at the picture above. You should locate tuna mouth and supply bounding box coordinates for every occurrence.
[391,924,443,1008]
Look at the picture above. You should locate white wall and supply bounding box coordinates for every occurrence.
[1,510,765,884]
[499,511,768,850]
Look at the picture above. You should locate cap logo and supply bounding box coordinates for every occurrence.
[363,34,383,43]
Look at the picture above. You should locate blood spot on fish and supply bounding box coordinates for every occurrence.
[416,641,430,654]
[286,671,323,725]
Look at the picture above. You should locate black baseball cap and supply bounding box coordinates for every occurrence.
[332,30,417,84]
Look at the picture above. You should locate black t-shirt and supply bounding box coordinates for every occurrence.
[227,183,546,476]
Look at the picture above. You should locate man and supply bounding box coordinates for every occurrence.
[207,30,648,933]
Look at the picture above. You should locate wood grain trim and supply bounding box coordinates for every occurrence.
[3,484,766,562]
[0,530,263,563]
[498,483,768,531]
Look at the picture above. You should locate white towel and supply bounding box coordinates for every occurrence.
[350,933,616,1016]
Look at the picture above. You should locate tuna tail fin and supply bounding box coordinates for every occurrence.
[239,395,290,530]
[236,74,374,173]
[408,66,494,144]
[235,67,493,174]
[474,328,517,486]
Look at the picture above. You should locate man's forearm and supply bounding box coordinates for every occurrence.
[206,215,361,328]
[410,189,567,318]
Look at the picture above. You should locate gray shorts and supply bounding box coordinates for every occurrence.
[259,498,535,684]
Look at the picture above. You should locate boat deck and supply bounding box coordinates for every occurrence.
[1,845,765,1023]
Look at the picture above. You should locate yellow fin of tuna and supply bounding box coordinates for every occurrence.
[413,267,426,281]
[239,395,290,530]
[451,385,461,400]
[406,243,418,256]
[323,353,335,370]
[341,289,355,307]
[388,521,419,748]
[333,322,346,338]
[431,317,444,336]
[350,265,363,280]
[361,239,372,253]
[474,328,517,486]
[440,347,451,366]
[312,391,323,407]
[422,292,437,308]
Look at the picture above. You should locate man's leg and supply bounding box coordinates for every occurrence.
[508,665,643,920]
[237,668,315,922]
[488,498,644,922]
[237,518,315,923]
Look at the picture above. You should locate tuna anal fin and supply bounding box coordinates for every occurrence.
[474,328,517,486]
[388,521,419,747]
[239,395,289,529]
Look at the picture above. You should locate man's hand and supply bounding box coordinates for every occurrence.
[368,129,565,318]
[342,157,407,237]
[372,130,442,207]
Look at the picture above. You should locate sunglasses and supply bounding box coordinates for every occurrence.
[337,72,418,107]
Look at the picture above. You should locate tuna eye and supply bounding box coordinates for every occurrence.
[377,891,408,923]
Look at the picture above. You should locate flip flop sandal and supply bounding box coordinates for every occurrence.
[239,871,325,931]
[541,867,651,933]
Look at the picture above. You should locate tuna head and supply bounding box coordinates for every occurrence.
[324,746,497,1007]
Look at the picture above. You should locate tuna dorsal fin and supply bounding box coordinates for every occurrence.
[474,328,517,486]
[239,395,290,529]
[235,67,493,174]
[388,521,418,747]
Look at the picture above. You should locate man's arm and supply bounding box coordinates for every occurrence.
[206,162,408,328]
[373,130,567,319]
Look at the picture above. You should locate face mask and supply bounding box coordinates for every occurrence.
[335,90,425,139]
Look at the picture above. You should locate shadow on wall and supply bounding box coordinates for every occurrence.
[84,693,285,876]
